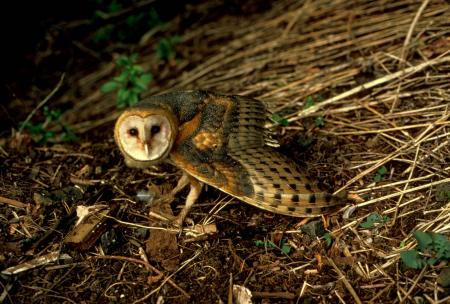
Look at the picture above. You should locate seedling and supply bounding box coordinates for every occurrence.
[323,232,333,247]
[401,231,450,269]
[271,113,289,126]
[304,95,315,109]
[254,238,291,255]
[360,212,390,229]
[304,95,325,128]
[314,116,325,128]
[156,36,181,62]
[101,54,153,108]
[21,106,78,144]
[373,166,388,182]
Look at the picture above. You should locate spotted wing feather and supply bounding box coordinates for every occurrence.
[170,92,344,217]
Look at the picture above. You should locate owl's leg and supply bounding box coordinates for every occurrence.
[171,172,190,196]
[150,173,192,222]
[175,178,203,226]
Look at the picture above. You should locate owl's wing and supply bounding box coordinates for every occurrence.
[228,147,345,216]
[172,146,343,217]
[223,94,278,150]
[170,93,344,217]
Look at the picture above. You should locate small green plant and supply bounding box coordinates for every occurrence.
[314,116,325,128]
[323,232,333,247]
[373,166,388,182]
[271,113,289,126]
[360,212,390,229]
[304,95,325,128]
[254,239,291,255]
[304,95,315,109]
[93,24,115,43]
[401,231,450,269]
[101,54,153,108]
[156,36,181,62]
[21,106,78,144]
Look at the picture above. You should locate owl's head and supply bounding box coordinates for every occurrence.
[114,108,178,168]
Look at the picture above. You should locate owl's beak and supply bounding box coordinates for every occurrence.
[144,143,151,157]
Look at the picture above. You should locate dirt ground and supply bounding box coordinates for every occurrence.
[1,0,450,303]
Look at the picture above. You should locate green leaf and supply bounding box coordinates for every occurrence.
[314,116,325,128]
[254,240,276,249]
[107,0,122,13]
[374,166,388,182]
[61,125,78,142]
[133,65,144,74]
[139,73,153,84]
[401,249,426,269]
[116,56,131,67]
[117,88,130,108]
[281,243,291,255]
[126,12,145,28]
[304,96,315,109]
[101,81,119,93]
[43,106,61,121]
[360,213,390,229]
[129,53,139,63]
[414,231,433,252]
[93,25,114,43]
[134,74,152,91]
[148,8,163,28]
[128,92,139,106]
[373,174,383,182]
[113,73,128,84]
[156,37,179,61]
[377,166,388,175]
[169,35,181,44]
[271,113,289,126]
[431,233,450,259]
[22,122,45,135]
[323,233,333,247]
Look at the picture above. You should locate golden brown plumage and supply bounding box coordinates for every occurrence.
[114,90,345,223]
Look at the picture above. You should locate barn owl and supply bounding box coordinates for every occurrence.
[114,91,345,225]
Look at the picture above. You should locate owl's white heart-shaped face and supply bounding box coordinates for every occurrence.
[116,114,173,162]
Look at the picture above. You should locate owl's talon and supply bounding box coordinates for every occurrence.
[174,179,203,227]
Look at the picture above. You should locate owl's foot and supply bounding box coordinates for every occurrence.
[150,172,203,228]
[174,178,203,227]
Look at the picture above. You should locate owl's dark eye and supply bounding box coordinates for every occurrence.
[128,128,139,136]
[150,125,161,135]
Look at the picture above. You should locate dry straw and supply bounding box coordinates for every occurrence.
[62,0,449,301]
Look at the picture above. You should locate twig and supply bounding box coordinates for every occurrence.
[0,196,28,209]
[327,257,362,304]
[133,250,201,303]
[91,255,190,299]
[19,73,65,132]
[391,0,431,113]
[288,55,450,123]
[355,177,450,209]
[390,144,420,226]
[399,0,430,69]
[252,291,296,299]
[335,113,450,194]
[399,266,427,304]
